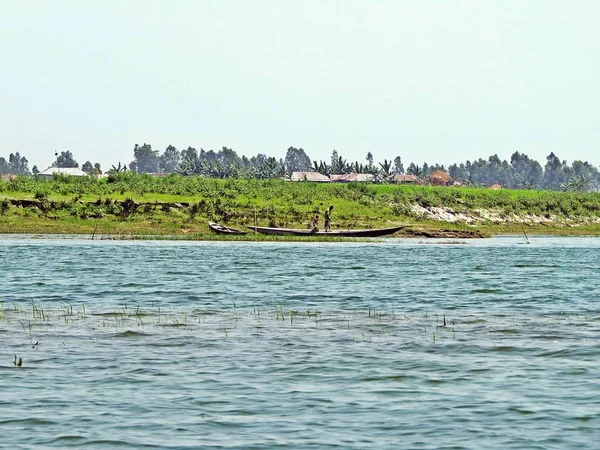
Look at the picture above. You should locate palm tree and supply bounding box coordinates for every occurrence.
[407,163,423,178]
[331,156,348,174]
[312,160,330,176]
[379,159,393,177]
[176,156,205,176]
[561,175,588,192]
[108,162,128,174]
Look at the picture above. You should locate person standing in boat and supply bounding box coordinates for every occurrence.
[324,205,333,232]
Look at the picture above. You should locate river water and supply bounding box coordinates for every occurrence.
[1,236,599,449]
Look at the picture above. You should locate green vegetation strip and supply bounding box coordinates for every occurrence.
[2,174,600,238]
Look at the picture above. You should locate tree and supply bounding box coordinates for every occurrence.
[353,161,367,173]
[486,154,514,187]
[0,157,8,174]
[55,151,79,168]
[406,163,423,177]
[330,150,349,174]
[250,153,268,168]
[284,147,311,172]
[542,152,567,190]
[177,154,205,176]
[366,152,374,169]
[258,157,283,179]
[32,165,39,175]
[331,150,339,169]
[510,152,542,189]
[159,145,181,173]
[82,161,94,173]
[571,160,599,191]
[108,162,128,174]
[379,159,393,177]
[180,146,198,161]
[203,149,218,163]
[312,160,330,176]
[466,155,512,187]
[562,175,588,192]
[448,163,469,181]
[217,146,242,167]
[93,163,102,174]
[560,160,600,192]
[393,156,404,174]
[131,143,159,173]
[178,146,245,178]
[8,152,30,175]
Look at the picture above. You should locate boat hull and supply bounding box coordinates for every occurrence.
[246,226,406,237]
[208,222,247,235]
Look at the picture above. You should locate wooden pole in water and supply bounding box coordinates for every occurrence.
[91,223,99,240]
[521,224,530,244]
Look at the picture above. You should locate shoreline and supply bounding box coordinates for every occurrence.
[2,209,600,239]
[0,225,598,241]
[3,211,600,239]
[2,179,600,239]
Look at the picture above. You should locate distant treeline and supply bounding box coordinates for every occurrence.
[1,144,599,192]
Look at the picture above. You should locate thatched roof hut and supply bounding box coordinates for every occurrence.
[429,170,451,186]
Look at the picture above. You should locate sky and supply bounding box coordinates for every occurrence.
[1,0,599,171]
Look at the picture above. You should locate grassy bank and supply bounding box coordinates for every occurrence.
[1,174,600,238]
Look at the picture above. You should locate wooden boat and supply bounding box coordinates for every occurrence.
[245,225,406,237]
[208,221,247,235]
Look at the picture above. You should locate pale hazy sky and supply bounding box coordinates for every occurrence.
[1,0,599,171]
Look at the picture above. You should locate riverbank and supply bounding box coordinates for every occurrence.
[1,175,600,238]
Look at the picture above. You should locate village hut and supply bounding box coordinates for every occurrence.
[489,184,502,190]
[389,174,418,184]
[429,170,451,186]
[289,171,331,182]
[330,173,375,183]
[38,167,89,179]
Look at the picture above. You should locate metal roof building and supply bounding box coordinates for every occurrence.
[331,173,375,182]
[389,174,418,183]
[38,167,89,178]
[289,171,331,182]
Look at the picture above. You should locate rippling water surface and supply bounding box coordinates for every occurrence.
[1,236,599,449]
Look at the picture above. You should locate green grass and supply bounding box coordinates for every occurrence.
[2,174,600,237]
